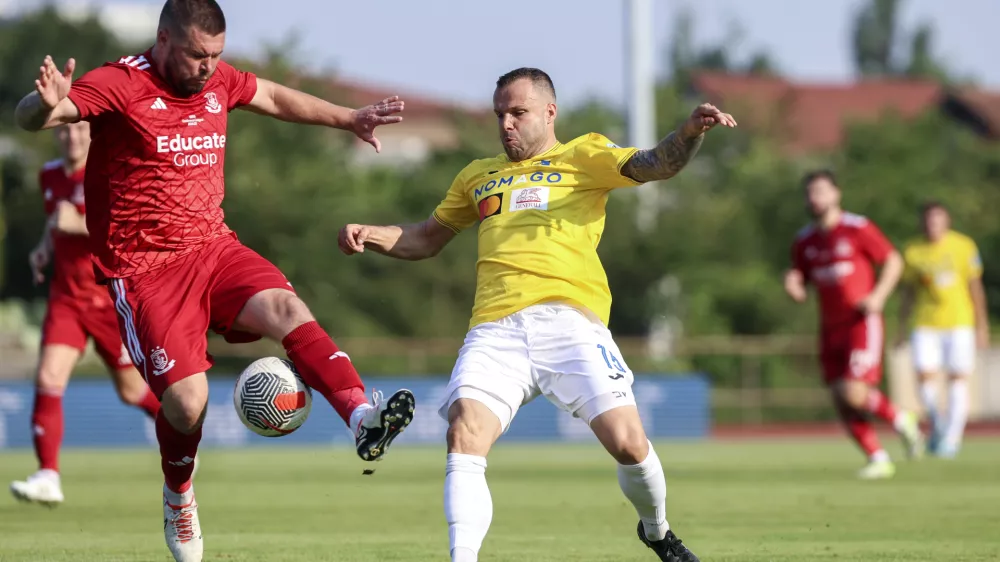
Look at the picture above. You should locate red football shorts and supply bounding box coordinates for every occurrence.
[41,299,132,372]
[819,314,884,385]
[107,234,294,398]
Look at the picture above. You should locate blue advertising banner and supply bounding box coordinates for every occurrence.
[0,375,708,449]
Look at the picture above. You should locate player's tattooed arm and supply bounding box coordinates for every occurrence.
[621,131,705,183]
[621,102,737,183]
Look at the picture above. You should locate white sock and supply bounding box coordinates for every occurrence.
[348,403,373,433]
[445,453,491,561]
[944,380,969,447]
[35,469,60,482]
[617,441,670,542]
[163,484,194,506]
[870,449,891,463]
[919,381,938,423]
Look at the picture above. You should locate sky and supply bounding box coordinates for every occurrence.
[5,0,999,109]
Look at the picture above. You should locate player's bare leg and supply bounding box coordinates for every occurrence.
[590,405,699,562]
[10,344,79,506]
[110,365,161,418]
[159,374,207,562]
[444,398,502,562]
[833,380,922,478]
[939,373,969,458]
[234,288,414,461]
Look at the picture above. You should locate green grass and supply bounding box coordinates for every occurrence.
[2,437,999,561]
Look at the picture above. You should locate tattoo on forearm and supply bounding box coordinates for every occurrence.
[621,131,704,183]
[16,93,51,131]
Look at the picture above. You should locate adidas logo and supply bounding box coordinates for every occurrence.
[150,97,167,110]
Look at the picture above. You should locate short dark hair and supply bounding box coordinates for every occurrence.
[921,200,948,216]
[496,67,556,101]
[159,0,226,35]
[801,168,838,189]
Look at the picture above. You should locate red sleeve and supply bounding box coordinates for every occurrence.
[66,65,135,120]
[858,221,894,265]
[217,61,258,111]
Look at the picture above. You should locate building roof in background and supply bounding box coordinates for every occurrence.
[690,72,994,154]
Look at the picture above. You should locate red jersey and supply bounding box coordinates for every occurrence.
[791,213,895,326]
[39,160,110,308]
[65,50,258,280]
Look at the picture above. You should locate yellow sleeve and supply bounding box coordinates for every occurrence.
[573,133,643,190]
[965,239,984,280]
[432,169,478,233]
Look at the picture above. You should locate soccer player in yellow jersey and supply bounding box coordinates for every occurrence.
[338,67,735,562]
[897,201,988,458]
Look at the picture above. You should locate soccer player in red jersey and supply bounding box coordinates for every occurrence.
[10,121,161,507]
[14,1,415,559]
[784,170,924,479]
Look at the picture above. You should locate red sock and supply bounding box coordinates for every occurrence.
[865,389,898,426]
[32,391,63,472]
[134,388,162,419]
[282,322,367,425]
[835,401,883,457]
[156,411,201,494]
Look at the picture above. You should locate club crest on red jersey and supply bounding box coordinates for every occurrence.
[204,92,222,114]
[151,346,176,376]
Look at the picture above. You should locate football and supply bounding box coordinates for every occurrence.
[234,357,313,437]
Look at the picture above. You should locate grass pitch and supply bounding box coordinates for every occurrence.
[1,437,999,561]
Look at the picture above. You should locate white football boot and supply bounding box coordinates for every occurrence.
[353,389,416,461]
[895,411,926,460]
[163,484,203,562]
[856,459,896,480]
[10,469,64,506]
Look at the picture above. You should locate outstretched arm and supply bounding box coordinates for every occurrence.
[338,217,456,261]
[15,56,80,131]
[621,103,737,183]
[245,78,404,152]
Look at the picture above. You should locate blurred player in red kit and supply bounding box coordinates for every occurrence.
[14,1,415,559]
[784,170,924,479]
[10,121,161,507]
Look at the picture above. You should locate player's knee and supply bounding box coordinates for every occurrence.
[836,382,868,410]
[160,376,208,433]
[35,364,71,394]
[446,418,492,456]
[602,425,649,465]
[252,289,314,338]
[591,406,649,464]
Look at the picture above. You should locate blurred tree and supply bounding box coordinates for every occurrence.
[852,0,900,76]
[904,23,948,81]
[851,0,948,81]
[666,8,780,91]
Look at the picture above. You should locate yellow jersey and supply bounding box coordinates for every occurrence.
[902,230,983,329]
[432,133,642,328]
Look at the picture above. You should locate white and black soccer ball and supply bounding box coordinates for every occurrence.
[234,357,312,437]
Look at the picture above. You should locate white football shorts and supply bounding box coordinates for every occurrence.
[911,327,976,375]
[438,302,637,431]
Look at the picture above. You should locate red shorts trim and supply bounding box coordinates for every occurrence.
[819,314,884,385]
[41,299,132,372]
[107,235,294,398]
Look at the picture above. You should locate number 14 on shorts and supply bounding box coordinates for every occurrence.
[597,344,626,379]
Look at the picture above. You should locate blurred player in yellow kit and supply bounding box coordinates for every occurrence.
[338,67,735,562]
[897,201,988,458]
